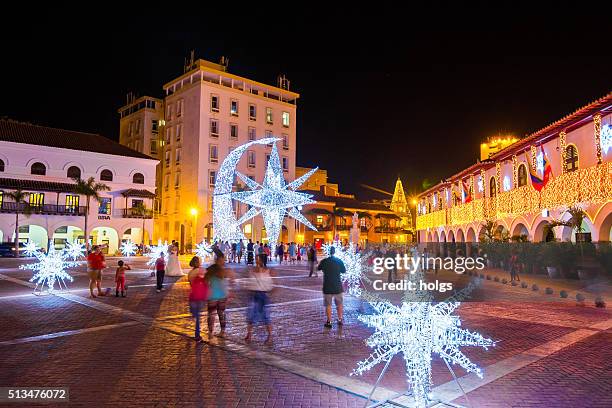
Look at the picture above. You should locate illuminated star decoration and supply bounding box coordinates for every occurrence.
[65,241,86,261]
[24,241,40,257]
[601,124,612,155]
[146,240,169,266]
[20,247,78,293]
[195,240,213,261]
[322,241,366,296]
[230,143,318,249]
[503,176,511,192]
[536,151,544,174]
[120,240,138,257]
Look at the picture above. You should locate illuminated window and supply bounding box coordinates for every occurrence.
[248,126,256,141]
[66,166,81,179]
[489,176,497,197]
[0,191,3,207]
[316,215,323,224]
[210,95,219,112]
[360,217,366,227]
[29,193,44,207]
[98,197,111,215]
[210,119,219,138]
[282,134,289,150]
[230,124,238,139]
[247,151,256,168]
[282,111,290,127]
[209,170,216,187]
[100,169,113,182]
[31,162,46,175]
[266,107,273,124]
[564,144,579,173]
[152,120,158,133]
[517,164,527,187]
[133,173,145,184]
[249,104,256,120]
[65,195,79,212]
[230,99,239,116]
[209,144,218,163]
[244,223,252,234]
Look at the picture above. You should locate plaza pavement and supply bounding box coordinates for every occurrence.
[0,256,610,407]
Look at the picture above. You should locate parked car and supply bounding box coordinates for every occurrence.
[0,242,27,257]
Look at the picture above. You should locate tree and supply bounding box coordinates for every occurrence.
[72,177,110,250]
[543,205,587,242]
[332,207,348,241]
[5,190,31,256]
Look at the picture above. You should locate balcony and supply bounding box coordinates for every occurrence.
[374,226,403,234]
[122,208,154,219]
[314,224,333,232]
[0,202,86,216]
[336,225,352,231]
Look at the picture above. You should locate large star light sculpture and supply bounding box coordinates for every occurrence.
[21,247,79,293]
[146,240,169,266]
[322,241,366,296]
[225,142,318,248]
[120,240,138,257]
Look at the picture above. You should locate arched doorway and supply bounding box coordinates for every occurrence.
[52,226,84,250]
[13,224,48,251]
[494,225,509,241]
[466,227,477,256]
[598,211,612,242]
[456,229,466,257]
[512,223,529,241]
[91,227,119,254]
[533,220,555,242]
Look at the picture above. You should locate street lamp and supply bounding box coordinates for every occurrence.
[190,207,198,253]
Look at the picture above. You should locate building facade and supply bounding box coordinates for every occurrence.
[119,57,299,249]
[0,120,158,254]
[416,93,612,245]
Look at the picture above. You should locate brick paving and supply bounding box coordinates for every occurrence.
[0,257,610,407]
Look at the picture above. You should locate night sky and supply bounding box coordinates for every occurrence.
[2,9,611,201]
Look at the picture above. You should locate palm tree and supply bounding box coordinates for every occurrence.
[132,201,149,246]
[72,177,110,250]
[5,190,31,256]
[331,207,348,241]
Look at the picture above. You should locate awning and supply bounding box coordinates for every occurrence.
[375,213,401,220]
[121,189,156,198]
[0,177,77,193]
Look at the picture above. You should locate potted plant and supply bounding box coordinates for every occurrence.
[541,243,561,278]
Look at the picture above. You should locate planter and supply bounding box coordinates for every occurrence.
[546,266,560,279]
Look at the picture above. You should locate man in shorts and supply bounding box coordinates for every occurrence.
[317,246,346,328]
[87,245,106,298]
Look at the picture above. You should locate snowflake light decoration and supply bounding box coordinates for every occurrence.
[20,247,79,293]
[195,240,213,260]
[146,240,169,266]
[322,241,366,296]
[65,241,86,261]
[225,142,317,249]
[352,299,494,408]
[602,124,612,155]
[120,240,138,257]
[477,175,484,192]
[23,241,40,257]
[536,151,544,174]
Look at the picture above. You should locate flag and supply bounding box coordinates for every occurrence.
[526,146,552,192]
[541,145,552,184]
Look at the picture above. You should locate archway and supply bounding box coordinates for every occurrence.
[466,227,477,257]
[512,223,529,241]
[13,224,48,251]
[455,229,467,257]
[90,227,119,255]
[533,220,555,242]
[52,226,84,250]
[494,225,509,241]
[559,211,594,242]
[598,211,612,242]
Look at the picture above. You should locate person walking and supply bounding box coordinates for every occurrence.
[188,256,209,342]
[263,243,271,267]
[308,244,318,277]
[115,260,130,297]
[237,239,244,264]
[277,243,285,265]
[231,242,237,263]
[87,245,106,298]
[245,254,274,344]
[509,251,520,282]
[317,246,346,328]
[206,250,234,338]
[288,242,297,264]
[155,252,166,293]
[246,239,254,265]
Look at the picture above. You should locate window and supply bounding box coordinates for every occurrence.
[98,197,111,215]
[65,195,79,213]
[565,145,579,173]
[167,104,174,120]
[209,170,216,187]
[230,99,239,116]
[517,164,527,187]
[210,119,219,137]
[174,196,180,213]
[249,104,256,120]
[177,99,183,117]
[282,157,289,172]
[282,134,289,150]
[165,127,172,144]
[164,174,170,191]
[316,215,323,224]
[66,166,81,179]
[152,120,159,133]
[165,150,170,166]
[248,151,256,168]
[29,193,44,207]
[210,95,219,112]
[128,122,133,136]
[100,169,113,181]
[266,107,273,124]
[134,139,140,152]
[175,148,181,164]
[0,159,4,172]
[230,124,238,139]
[489,176,497,197]
[132,173,145,184]
[282,111,290,127]
[0,191,3,207]
[265,130,273,145]
[209,144,218,163]
[31,162,46,175]
[266,154,271,163]
[248,127,256,141]
[174,172,181,188]
[131,199,143,208]
[176,124,182,141]
[150,139,158,155]
[136,119,141,134]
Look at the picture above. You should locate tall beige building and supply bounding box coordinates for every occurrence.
[119,57,299,250]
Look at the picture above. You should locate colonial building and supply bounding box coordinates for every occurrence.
[416,93,612,245]
[119,56,299,249]
[296,167,412,247]
[0,120,158,254]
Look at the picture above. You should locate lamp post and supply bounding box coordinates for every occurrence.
[190,207,198,253]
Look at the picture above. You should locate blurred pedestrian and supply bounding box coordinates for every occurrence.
[245,254,274,344]
[206,250,234,338]
[155,252,166,292]
[188,256,208,342]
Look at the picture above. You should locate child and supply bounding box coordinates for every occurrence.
[115,260,131,297]
[155,252,166,293]
[188,256,209,342]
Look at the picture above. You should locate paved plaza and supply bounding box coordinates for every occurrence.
[0,256,610,407]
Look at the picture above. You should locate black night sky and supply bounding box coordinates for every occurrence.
[1,9,611,201]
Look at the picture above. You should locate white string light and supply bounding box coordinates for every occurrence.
[146,239,169,266]
[20,247,78,293]
[602,124,612,155]
[65,241,86,261]
[195,240,213,260]
[120,240,137,257]
[322,240,365,296]
[23,241,40,257]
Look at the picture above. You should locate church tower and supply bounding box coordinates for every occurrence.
[390,177,413,231]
